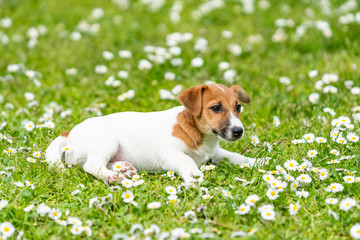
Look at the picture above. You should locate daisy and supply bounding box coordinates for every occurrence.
[95,65,108,74]
[297,174,312,184]
[24,121,35,131]
[284,174,295,182]
[55,219,68,226]
[121,179,133,188]
[167,195,179,204]
[325,198,338,205]
[347,132,359,142]
[71,190,81,195]
[284,159,299,171]
[289,202,301,215]
[343,176,355,183]
[308,93,320,103]
[275,165,287,174]
[260,209,275,220]
[315,137,327,143]
[250,135,260,145]
[350,224,360,239]
[23,204,35,212]
[235,204,250,215]
[318,168,329,180]
[165,186,177,195]
[307,150,318,158]
[303,133,315,143]
[295,190,309,198]
[133,179,144,187]
[67,217,82,226]
[0,200,8,210]
[222,189,233,199]
[132,175,140,181]
[339,198,357,211]
[290,182,299,190]
[266,188,279,200]
[49,208,62,220]
[245,194,260,206]
[147,202,161,209]
[336,137,347,144]
[167,170,175,178]
[82,225,92,237]
[37,203,51,216]
[268,179,281,189]
[338,116,351,125]
[0,222,15,238]
[191,57,204,68]
[70,225,83,235]
[262,174,274,183]
[32,151,41,158]
[202,194,213,200]
[258,204,274,213]
[25,180,35,189]
[118,50,132,59]
[330,149,340,156]
[122,191,134,203]
[26,157,36,163]
[325,183,344,193]
[4,147,17,156]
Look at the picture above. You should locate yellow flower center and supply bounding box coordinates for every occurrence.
[250,199,255,203]
[266,177,270,181]
[270,192,276,196]
[8,150,13,153]
[347,178,352,181]
[170,199,175,203]
[306,137,310,140]
[301,177,305,180]
[321,172,325,176]
[125,194,130,199]
[290,163,294,167]
[293,205,298,211]
[266,212,271,216]
[352,137,356,140]
[53,212,57,216]
[4,227,9,232]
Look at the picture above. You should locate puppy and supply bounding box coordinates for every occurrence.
[45,84,262,185]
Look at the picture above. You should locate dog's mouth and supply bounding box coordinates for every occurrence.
[212,128,241,142]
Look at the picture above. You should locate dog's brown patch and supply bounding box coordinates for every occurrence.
[61,129,71,137]
[172,109,203,150]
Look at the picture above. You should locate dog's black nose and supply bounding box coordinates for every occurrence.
[232,127,244,138]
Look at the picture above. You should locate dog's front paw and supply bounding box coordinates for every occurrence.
[108,173,125,184]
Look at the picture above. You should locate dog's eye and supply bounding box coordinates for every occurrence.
[211,105,222,113]
[235,103,241,113]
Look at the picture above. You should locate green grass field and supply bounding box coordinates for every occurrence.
[1,0,360,239]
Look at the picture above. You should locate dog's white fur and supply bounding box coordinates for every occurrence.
[45,84,261,185]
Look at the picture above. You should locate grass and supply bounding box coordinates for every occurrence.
[0,0,359,239]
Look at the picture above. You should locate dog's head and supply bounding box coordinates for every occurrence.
[178,84,250,142]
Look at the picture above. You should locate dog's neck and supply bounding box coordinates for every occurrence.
[172,109,204,150]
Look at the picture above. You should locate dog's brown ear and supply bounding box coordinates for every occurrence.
[178,85,208,117]
[231,85,250,103]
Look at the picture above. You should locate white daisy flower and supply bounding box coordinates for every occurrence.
[266,188,279,200]
[235,204,250,215]
[339,198,357,211]
[165,186,177,195]
[284,159,299,171]
[302,133,315,143]
[343,175,355,183]
[122,191,134,203]
[296,174,312,184]
[260,209,275,220]
[350,224,360,239]
[245,194,260,206]
[289,202,300,215]
[0,222,15,238]
[147,202,161,209]
[325,198,338,205]
[307,150,318,158]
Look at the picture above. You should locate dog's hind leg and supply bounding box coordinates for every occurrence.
[83,156,121,184]
[106,161,137,179]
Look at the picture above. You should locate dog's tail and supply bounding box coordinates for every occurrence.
[45,130,70,170]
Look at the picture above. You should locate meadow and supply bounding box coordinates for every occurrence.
[0,0,360,239]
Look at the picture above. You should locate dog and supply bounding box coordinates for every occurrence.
[45,84,263,185]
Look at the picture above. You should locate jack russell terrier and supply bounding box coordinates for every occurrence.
[45,84,263,185]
